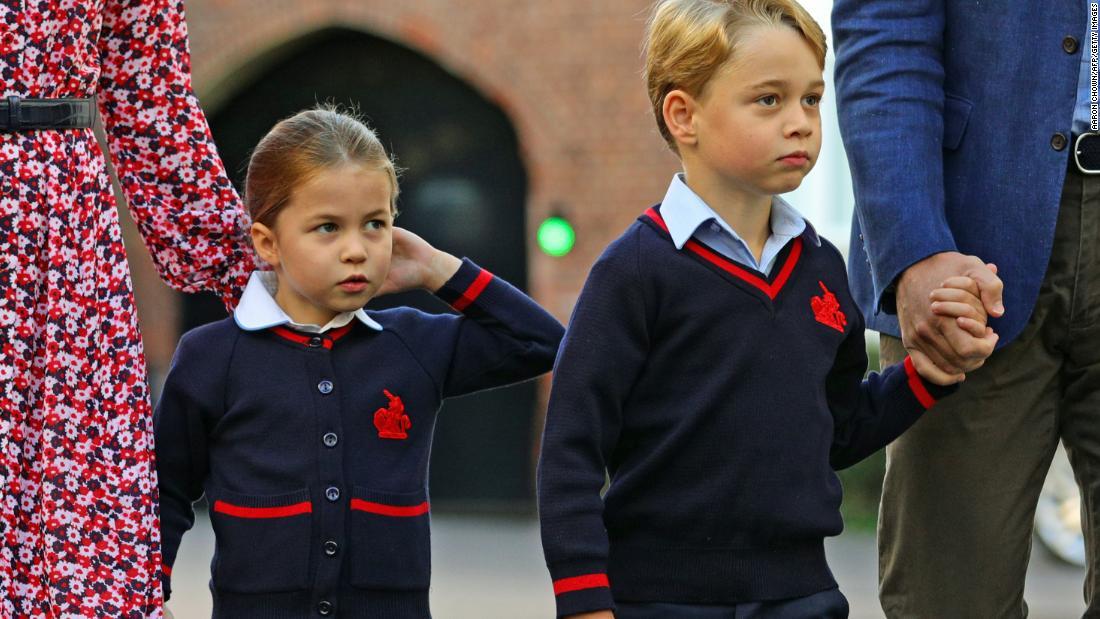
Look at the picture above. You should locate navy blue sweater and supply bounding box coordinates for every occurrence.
[155,259,563,619]
[537,208,955,617]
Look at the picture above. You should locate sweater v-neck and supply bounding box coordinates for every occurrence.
[642,206,804,303]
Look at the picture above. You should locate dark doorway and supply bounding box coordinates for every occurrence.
[192,27,533,510]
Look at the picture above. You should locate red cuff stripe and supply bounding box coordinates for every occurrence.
[162,564,172,577]
[553,573,610,596]
[350,499,430,517]
[451,269,494,311]
[903,356,937,409]
[212,500,312,519]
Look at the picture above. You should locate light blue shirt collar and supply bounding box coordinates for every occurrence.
[234,271,383,333]
[660,173,813,253]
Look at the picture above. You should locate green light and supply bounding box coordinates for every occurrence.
[537,216,576,257]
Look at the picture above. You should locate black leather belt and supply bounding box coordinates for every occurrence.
[0,96,95,132]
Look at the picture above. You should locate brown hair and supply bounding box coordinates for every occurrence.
[244,105,400,227]
[644,0,827,151]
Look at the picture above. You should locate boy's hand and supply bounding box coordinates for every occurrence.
[913,273,999,386]
[376,227,462,296]
[930,275,992,339]
[565,612,615,619]
[896,254,1003,375]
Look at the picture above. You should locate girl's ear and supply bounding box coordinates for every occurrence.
[663,88,699,148]
[251,222,280,268]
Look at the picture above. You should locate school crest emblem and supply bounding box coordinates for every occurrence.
[811,281,847,333]
[373,389,411,439]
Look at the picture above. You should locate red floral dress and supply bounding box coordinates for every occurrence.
[0,0,254,615]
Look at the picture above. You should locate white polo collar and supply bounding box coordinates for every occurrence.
[233,271,383,333]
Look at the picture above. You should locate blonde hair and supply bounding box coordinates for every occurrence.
[244,105,400,227]
[644,0,827,150]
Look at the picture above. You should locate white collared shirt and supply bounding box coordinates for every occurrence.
[660,174,807,276]
[233,271,383,333]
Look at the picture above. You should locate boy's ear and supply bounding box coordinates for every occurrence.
[663,89,698,147]
[250,222,280,268]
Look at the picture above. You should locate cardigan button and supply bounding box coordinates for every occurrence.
[325,486,341,502]
[322,432,338,448]
[1051,132,1068,151]
[308,336,323,348]
[317,600,333,615]
[317,380,334,394]
[1064,35,1079,54]
[323,540,339,556]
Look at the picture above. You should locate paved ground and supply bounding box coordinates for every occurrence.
[166,512,1087,618]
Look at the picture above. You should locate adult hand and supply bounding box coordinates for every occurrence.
[896,252,1003,380]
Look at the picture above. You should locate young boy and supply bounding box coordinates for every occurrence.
[536,1,1000,618]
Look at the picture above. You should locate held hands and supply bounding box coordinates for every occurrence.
[375,227,462,297]
[904,257,1001,385]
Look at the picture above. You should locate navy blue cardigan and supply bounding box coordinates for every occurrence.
[155,259,563,618]
[537,208,955,617]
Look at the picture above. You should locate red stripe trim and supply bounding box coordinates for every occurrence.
[162,564,172,577]
[644,208,803,300]
[212,500,313,519]
[644,207,668,231]
[271,326,311,346]
[903,356,937,409]
[451,269,494,311]
[350,499,430,517]
[768,238,803,296]
[271,325,353,349]
[553,573,610,595]
[329,324,353,342]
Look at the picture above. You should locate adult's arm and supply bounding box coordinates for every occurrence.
[833,0,953,309]
[833,0,1002,374]
[97,0,256,311]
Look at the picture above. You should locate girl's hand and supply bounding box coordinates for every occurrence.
[376,227,461,296]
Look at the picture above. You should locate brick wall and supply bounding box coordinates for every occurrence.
[186,0,677,318]
[129,0,679,387]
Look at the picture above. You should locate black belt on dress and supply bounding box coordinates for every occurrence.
[0,96,95,132]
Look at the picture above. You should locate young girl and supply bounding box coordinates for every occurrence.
[154,107,564,618]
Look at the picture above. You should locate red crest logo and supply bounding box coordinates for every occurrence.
[811,281,847,333]
[373,389,411,439]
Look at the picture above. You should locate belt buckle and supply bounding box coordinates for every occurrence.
[1075,133,1100,174]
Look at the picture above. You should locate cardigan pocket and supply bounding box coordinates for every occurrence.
[348,486,432,590]
[208,487,313,593]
